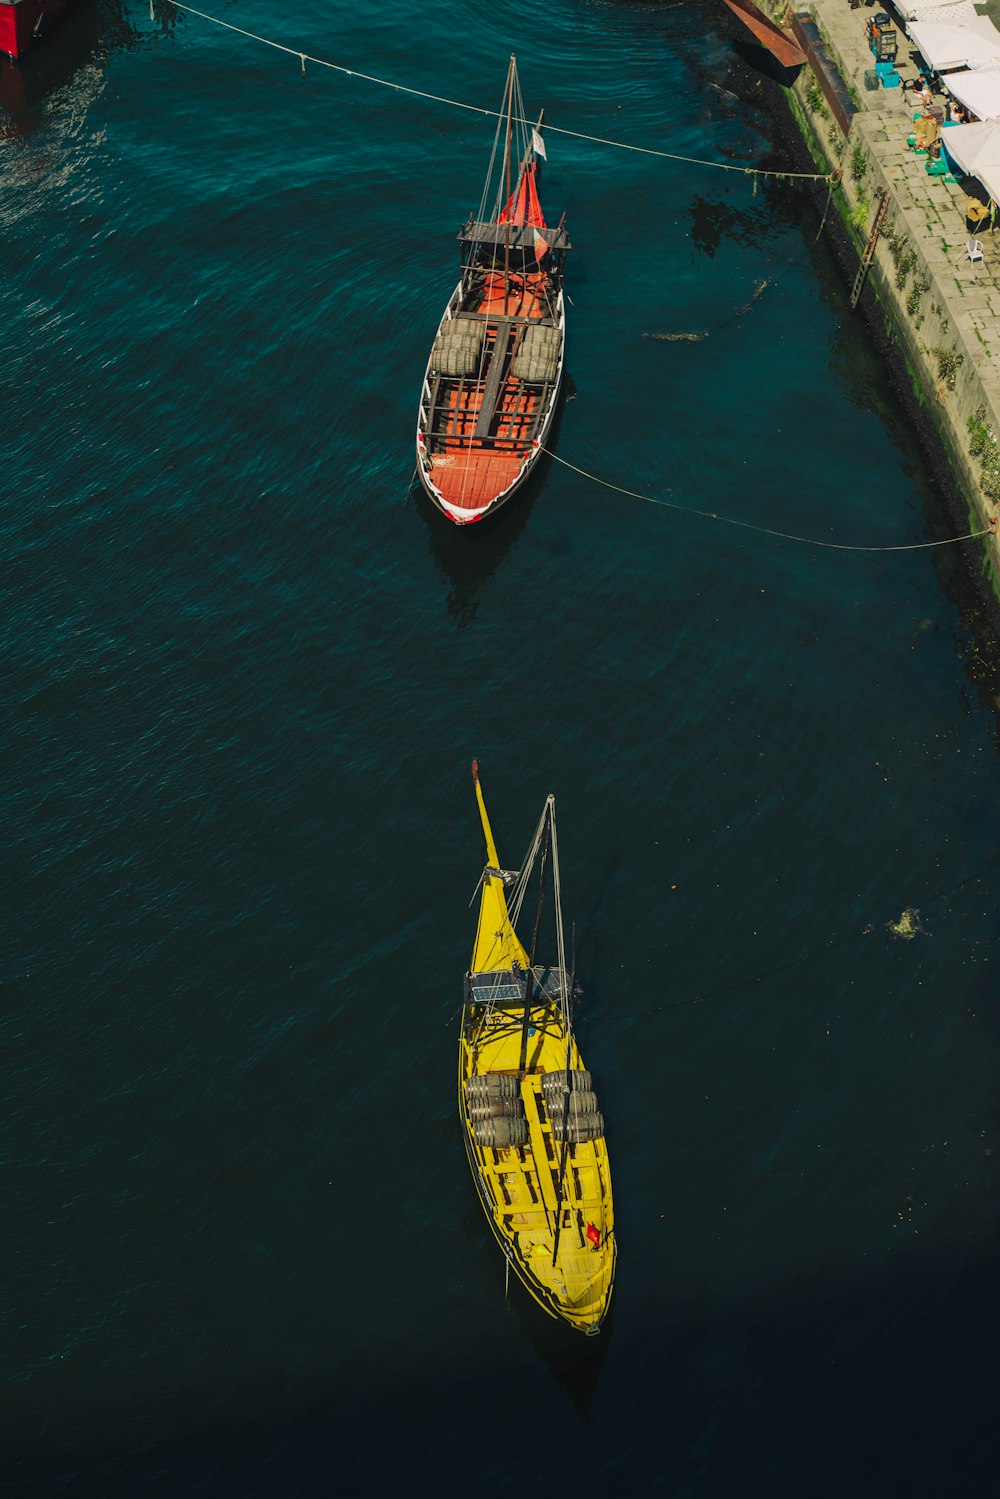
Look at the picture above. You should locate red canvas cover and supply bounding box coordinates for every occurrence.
[500,162,546,229]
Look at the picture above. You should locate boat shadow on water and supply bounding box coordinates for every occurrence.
[506,1263,613,1418]
[458,1167,613,1419]
[732,38,804,88]
[412,374,575,629]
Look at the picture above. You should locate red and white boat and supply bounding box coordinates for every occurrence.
[416,57,570,525]
[0,0,74,59]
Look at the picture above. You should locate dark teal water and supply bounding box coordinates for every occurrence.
[4,1,999,1493]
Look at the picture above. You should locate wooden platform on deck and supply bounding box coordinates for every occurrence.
[423,268,558,515]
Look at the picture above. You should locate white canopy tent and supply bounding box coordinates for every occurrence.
[907,14,1000,72]
[892,0,976,23]
[943,61,1000,119]
[938,119,1000,197]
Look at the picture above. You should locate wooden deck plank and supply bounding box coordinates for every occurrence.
[422,271,556,513]
[473,319,513,441]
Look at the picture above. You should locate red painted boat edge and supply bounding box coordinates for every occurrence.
[0,0,75,60]
[721,0,807,69]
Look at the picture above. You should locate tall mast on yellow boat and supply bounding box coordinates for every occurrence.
[550,923,577,1267]
[517,799,551,1075]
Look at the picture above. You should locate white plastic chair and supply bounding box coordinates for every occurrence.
[958,238,985,275]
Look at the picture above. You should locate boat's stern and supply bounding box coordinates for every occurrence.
[459,996,615,1333]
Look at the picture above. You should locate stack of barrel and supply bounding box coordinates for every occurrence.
[430,314,485,378]
[511,323,560,384]
[466,1073,528,1147]
[541,1068,604,1143]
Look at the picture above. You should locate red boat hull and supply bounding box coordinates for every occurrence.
[418,271,564,524]
[0,0,73,58]
[721,0,806,69]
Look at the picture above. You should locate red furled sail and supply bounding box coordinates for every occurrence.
[500,162,546,228]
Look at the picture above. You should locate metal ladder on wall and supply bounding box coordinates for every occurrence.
[849,188,890,310]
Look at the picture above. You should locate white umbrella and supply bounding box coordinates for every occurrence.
[893,0,976,23]
[943,61,1000,120]
[938,119,1000,199]
[908,15,1000,71]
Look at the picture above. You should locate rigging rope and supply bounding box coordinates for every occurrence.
[159,2,834,185]
[448,850,1000,1032]
[540,447,996,553]
[510,804,548,930]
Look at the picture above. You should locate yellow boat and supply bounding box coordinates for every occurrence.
[460,762,615,1334]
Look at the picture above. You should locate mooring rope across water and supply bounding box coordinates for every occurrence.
[157,1,835,184]
[156,5,989,554]
[541,447,995,552]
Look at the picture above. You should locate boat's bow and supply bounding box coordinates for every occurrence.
[470,759,532,974]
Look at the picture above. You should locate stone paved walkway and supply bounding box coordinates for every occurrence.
[808,0,1000,405]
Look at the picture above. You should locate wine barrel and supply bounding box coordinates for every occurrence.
[474,1116,529,1148]
[466,1072,520,1099]
[546,1089,598,1119]
[468,1096,525,1121]
[552,1111,605,1143]
[541,1068,592,1096]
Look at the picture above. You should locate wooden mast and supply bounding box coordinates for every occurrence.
[550,924,577,1267]
[517,801,551,1076]
[503,53,514,314]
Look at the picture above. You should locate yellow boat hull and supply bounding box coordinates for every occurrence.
[459,1001,615,1333]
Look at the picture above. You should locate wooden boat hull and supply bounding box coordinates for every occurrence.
[416,277,565,526]
[721,0,806,69]
[459,1003,615,1333]
[461,769,615,1332]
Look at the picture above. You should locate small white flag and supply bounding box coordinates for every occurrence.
[532,128,547,160]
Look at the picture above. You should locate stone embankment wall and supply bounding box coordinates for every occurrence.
[757,0,1000,601]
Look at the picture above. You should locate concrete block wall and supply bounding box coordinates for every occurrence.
[748,0,1000,586]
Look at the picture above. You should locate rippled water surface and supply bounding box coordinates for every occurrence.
[4,1,998,1493]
